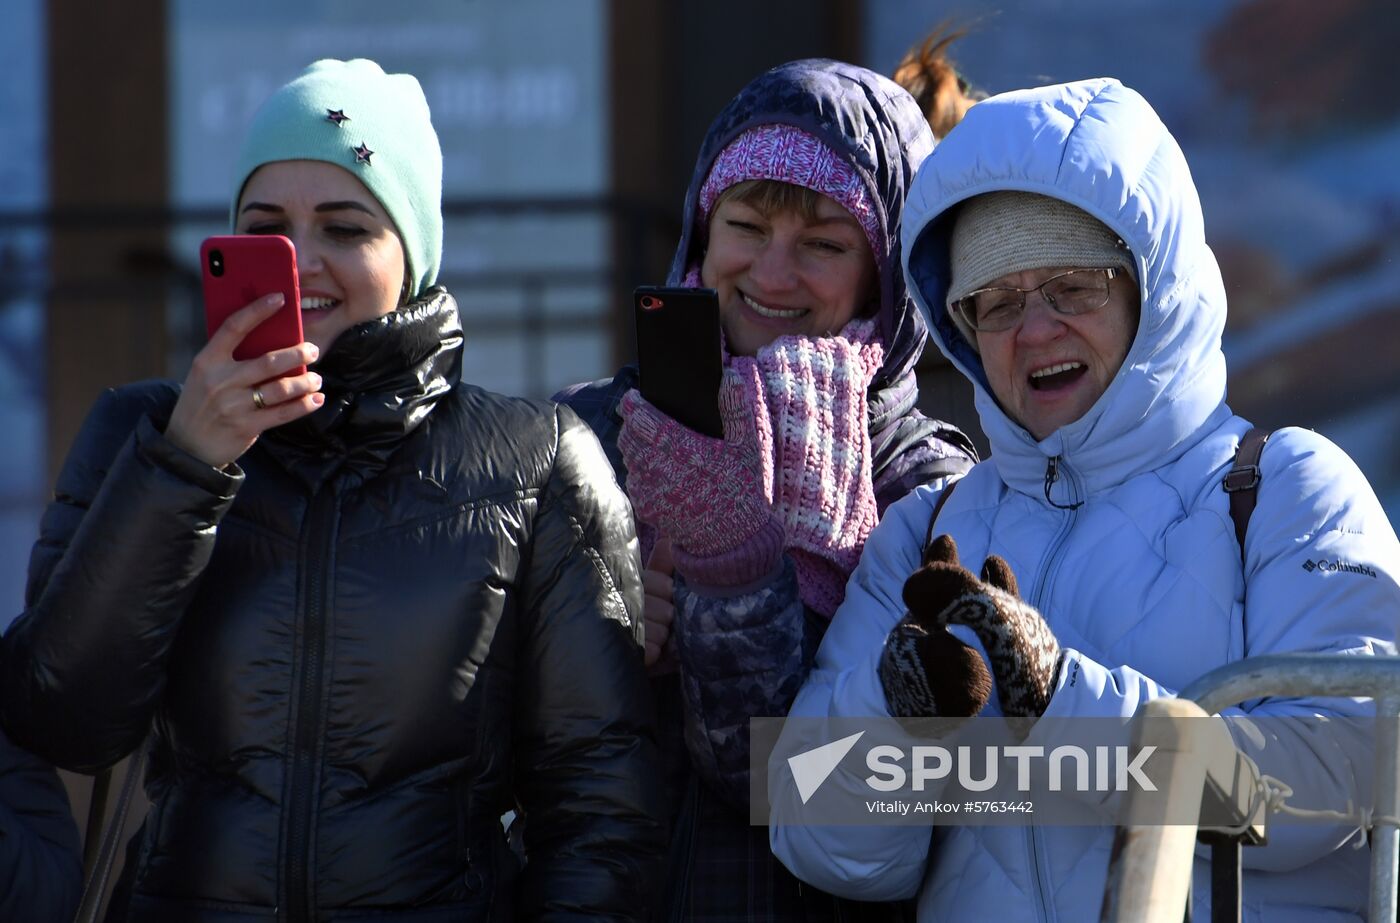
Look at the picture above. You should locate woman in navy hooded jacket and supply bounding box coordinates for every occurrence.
[557,59,976,916]
[0,723,82,920]
[767,78,1400,921]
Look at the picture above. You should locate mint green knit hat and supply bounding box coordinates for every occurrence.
[230,58,442,301]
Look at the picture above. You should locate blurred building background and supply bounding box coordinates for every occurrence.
[2,0,1398,630]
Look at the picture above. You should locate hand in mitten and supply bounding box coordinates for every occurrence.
[901,535,1062,718]
[618,364,784,587]
[879,535,993,719]
[750,318,883,616]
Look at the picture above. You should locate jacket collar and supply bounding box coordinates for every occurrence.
[260,287,463,488]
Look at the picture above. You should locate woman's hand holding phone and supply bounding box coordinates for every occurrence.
[165,293,324,469]
[618,365,785,587]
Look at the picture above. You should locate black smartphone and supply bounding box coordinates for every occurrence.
[634,286,725,438]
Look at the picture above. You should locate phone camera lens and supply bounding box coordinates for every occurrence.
[209,250,225,278]
[640,295,663,310]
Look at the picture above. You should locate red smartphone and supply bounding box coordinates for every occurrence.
[634,286,724,438]
[200,235,305,377]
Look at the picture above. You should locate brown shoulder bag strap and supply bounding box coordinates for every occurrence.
[921,478,961,565]
[1222,427,1273,564]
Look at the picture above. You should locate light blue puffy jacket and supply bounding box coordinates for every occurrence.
[769,78,1400,922]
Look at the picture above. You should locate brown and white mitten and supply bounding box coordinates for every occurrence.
[879,535,993,718]
[901,535,1062,718]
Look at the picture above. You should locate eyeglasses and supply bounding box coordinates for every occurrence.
[953,268,1120,333]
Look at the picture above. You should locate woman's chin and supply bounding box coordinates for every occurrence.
[299,310,343,354]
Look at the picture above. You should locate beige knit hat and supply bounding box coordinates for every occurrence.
[946,191,1135,345]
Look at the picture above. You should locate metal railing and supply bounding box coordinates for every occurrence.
[1102,654,1400,923]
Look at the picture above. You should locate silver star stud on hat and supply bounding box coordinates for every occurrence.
[352,143,374,165]
[325,109,350,126]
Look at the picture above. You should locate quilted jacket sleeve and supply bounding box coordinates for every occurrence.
[513,405,666,920]
[0,384,242,772]
[767,486,942,901]
[0,725,82,921]
[670,558,814,808]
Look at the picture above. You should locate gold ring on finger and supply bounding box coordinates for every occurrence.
[252,388,267,411]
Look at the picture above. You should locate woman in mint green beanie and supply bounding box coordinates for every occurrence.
[1,58,664,920]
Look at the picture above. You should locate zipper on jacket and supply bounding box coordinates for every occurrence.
[1030,456,1082,609]
[1027,455,1082,923]
[282,488,339,922]
[1026,827,1054,923]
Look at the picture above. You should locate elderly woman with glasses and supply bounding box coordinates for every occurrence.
[769,78,1399,922]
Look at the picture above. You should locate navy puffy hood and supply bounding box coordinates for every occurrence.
[671,58,937,394]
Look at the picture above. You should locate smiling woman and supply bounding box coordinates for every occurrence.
[702,182,877,355]
[554,58,978,918]
[0,58,664,921]
[236,161,407,353]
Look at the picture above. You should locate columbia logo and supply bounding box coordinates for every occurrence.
[1302,558,1377,579]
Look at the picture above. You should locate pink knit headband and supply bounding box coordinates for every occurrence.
[697,124,882,261]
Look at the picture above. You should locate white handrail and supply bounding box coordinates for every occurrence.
[1102,654,1400,923]
[1100,698,1264,922]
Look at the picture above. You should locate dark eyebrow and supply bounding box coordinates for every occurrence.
[315,200,376,216]
[238,200,376,216]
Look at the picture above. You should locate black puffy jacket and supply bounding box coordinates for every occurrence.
[1,291,665,921]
